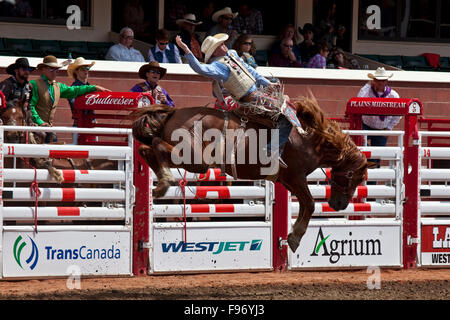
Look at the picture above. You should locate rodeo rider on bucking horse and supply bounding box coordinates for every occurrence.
[176,33,306,170]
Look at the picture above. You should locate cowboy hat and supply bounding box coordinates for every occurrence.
[6,57,35,75]
[368,67,393,80]
[139,61,167,79]
[67,57,95,79]
[37,55,70,69]
[176,13,203,26]
[202,33,229,63]
[212,7,238,23]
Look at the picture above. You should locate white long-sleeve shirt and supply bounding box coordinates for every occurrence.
[105,43,146,62]
[357,83,401,130]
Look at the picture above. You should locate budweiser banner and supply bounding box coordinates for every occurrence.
[345,97,423,116]
[74,92,154,110]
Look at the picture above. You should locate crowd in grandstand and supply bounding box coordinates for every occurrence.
[106,4,357,70]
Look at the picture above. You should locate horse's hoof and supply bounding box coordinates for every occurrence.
[287,232,301,252]
[153,178,175,198]
[153,184,169,198]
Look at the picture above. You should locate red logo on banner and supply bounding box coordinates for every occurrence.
[421,225,450,252]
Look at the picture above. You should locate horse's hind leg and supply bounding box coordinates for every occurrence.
[31,158,64,183]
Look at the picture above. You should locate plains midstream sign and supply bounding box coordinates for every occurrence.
[289,220,402,268]
[151,222,272,273]
[2,229,131,278]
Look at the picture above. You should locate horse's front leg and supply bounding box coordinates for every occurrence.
[286,181,315,253]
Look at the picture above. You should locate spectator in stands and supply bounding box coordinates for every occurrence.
[176,13,204,62]
[198,1,215,32]
[67,57,96,144]
[130,61,175,107]
[270,24,302,63]
[122,0,151,41]
[165,0,188,31]
[0,57,34,109]
[232,2,263,35]
[357,67,401,168]
[233,34,257,68]
[148,29,182,64]
[269,38,302,68]
[327,47,348,69]
[29,55,109,143]
[105,27,146,62]
[298,23,316,66]
[207,7,239,48]
[15,0,33,18]
[320,23,334,49]
[306,41,329,69]
[334,24,349,51]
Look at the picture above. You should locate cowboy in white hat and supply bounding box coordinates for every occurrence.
[176,13,204,62]
[207,7,239,48]
[66,57,97,143]
[29,55,109,142]
[357,67,401,168]
[176,33,305,169]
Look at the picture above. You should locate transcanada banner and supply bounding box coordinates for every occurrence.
[289,221,402,268]
[2,230,131,277]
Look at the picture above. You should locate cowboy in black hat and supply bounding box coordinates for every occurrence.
[0,57,35,104]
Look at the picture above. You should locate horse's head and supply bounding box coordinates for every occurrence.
[328,150,371,211]
[0,97,27,143]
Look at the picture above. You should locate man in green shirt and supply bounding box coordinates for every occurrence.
[29,55,109,141]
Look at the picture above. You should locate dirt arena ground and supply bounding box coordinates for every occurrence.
[0,268,449,300]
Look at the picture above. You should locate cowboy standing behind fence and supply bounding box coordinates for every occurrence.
[0,58,34,123]
[175,33,305,168]
[357,67,401,169]
[29,55,110,143]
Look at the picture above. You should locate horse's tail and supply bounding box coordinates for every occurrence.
[130,104,175,145]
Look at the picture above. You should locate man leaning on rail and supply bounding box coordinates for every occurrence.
[357,67,401,171]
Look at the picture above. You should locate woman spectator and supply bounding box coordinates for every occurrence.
[327,47,348,69]
[232,34,257,68]
[306,41,329,69]
[270,24,302,62]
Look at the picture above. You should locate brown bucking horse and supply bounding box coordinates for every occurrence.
[131,95,371,252]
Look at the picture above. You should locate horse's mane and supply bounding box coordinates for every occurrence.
[293,94,362,166]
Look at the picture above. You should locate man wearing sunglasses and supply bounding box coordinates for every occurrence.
[29,55,109,142]
[0,57,35,108]
[130,61,174,107]
[148,29,182,64]
[207,7,239,48]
